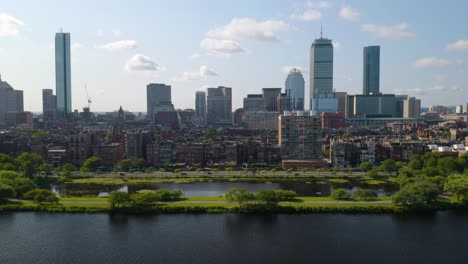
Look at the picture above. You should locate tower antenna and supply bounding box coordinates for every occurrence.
[320,23,323,38]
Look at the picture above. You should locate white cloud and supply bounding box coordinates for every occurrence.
[173,65,218,82]
[413,57,451,68]
[200,38,245,55]
[281,66,306,74]
[394,88,426,96]
[333,41,342,48]
[190,53,201,59]
[112,29,122,37]
[291,9,322,21]
[96,29,104,37]
[339,7,361,22]
[0,13,24,37]
[361,23,415,39]
[207,18,289,42]
[72,42,84,50]
[446,40,468,52]
[125,54,164,72]
[199,65,218,76]
[98,40,137,51]
[307,1,332,9]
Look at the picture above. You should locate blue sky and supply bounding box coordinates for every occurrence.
[1,0,468,112]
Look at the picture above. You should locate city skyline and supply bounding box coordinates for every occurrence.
[1,0,468,112]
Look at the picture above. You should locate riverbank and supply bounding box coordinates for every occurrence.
[0,197,463,215]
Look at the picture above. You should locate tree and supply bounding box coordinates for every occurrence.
[392,181,439,207]
[0,171,36,198]
[0,153,17,171]
[444,175,468,203]
[330,188,351,200]
[15,153,46,178]
[0,183,15,201]
[117,159,133,172]
[379,159,398,175]
[81,156,103,172]
[359,162,373,175]
[353,188,377,201]
[301,168,309,176]
[130,191,160,208]
[225,167,233,175]
[342,132,352,139]
[225,188,255,210]
[154,189,183,201]
[108,191,131,208]
[62,163,77,172]
[23,189,59,204]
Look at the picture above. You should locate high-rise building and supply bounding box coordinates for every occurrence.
[42,89,57,121]
[55,32,72,118]
[206,86,232,126]
[285,68,305,111]
[345,94,401,118]
[195,91,206,117]
[262,88,282,112]
[146,83,172,120]
[278,111,322,161]
[363,46,380,95]
[310,35,334,113]
[195,91,206,126]
[403,97,421,118]
[0,75,24,127]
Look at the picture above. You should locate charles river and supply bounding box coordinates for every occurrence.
[1,212,468,264]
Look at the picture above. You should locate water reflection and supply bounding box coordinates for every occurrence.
[52,180,398,197]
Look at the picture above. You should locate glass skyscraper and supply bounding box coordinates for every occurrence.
[285,68,305,111]
[363,46,380,95]
[195,91,206,117]
[310,37,334,113]
[55,32,72,118]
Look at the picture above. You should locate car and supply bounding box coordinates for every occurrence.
[181,172,187,176]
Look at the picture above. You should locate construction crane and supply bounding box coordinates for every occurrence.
[84,83,92,109]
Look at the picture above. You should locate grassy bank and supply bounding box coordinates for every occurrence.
[0,197,462,215]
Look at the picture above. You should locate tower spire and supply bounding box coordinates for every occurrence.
[320,23,323,38]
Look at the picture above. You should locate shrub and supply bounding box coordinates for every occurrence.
[330,188,352,200]
[0,183,15,201]
[23,189,59,204]
[353,188,377,201]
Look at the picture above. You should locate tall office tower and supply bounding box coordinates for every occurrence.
[0,75,24,127]
[42,89,57,121]
[278,111,323,160]
[310,34,334,113]
[363,46,380,95]
[195,91,206,117]
[146,83,172,120]
[55,32,72,118]
[206,86,232,126]
[285,68,305,111]
[195,91,206,126]
[262,88,282,111]
[403,97,421,118]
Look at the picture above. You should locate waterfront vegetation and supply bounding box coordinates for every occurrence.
[1,152,468,214]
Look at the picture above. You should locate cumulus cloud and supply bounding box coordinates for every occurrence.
[112,29,122,37]
[281,66,306,74]
[96,29,104,37]
[339,7,361,22]
[72,43,84,50]
[173,65,218,82]
[290,9,322,21]
[125,54,164,72]
[0,12,24,37]
[413,57,451,68]
[206,18,289,42]
[190,53,201,59]
[394,88,426,96]
[200,38,245,55]
[307,1,332,9]
[98,40,137,51]
[446,40,468,52]
[361,23,415,39]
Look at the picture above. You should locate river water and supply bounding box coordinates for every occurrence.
[1,212,467,264]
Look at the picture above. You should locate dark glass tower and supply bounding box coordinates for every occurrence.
[363,46,380,95]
